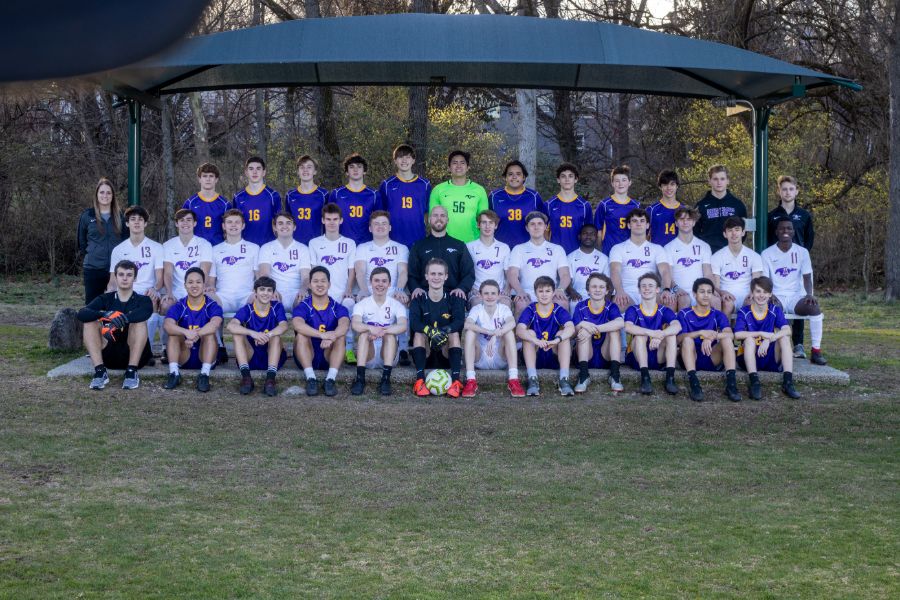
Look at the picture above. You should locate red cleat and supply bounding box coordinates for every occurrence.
[461,379,478,397]
[446,380,463,398]
[413,378,431,397]
[507,378,526,397]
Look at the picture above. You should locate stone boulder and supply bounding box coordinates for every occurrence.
[48,307,83,351]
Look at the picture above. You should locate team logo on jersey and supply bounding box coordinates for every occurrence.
[476,259,500,269]
[442,313,451,319]
[676,257,699,267]
[526,258,550,267]
[134,261,148,271]
[774,267,797,277]
[175,260,194,271]
[221,256,245,266]
[625,259,649,268]
[320,255,341,266]
[723,271,742,280]
[369,257,394,267]
[272,262,295,273]
[575,266,594,276]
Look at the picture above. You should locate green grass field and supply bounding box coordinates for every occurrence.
[0,278,897,598]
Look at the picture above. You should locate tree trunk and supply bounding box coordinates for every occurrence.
[408,0,431,177]
[886,1,900,301]
[253,0,268,160]
[515,89,537,188]
[161,98,177,239]
[305,0,341,186]
[553,90,579,164]
[613,94,631,164]
[189,92,210,163]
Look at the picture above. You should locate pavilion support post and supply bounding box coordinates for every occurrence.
[752,105,771,252]
[127,99,142,206]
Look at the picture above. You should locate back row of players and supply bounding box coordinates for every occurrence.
[77,145,825,401]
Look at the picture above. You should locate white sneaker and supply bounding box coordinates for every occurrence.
[122,371,140,390]
[89,371,109,390]
[574,376,590,393]
[608,376,624,392]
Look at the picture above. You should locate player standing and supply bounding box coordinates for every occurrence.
[696,165,747,253]
[377,144,431,249]
[466,209,511,308]
[429,150,489,243]
[488,160,545,249]
[182,163,229,246]
[647,170,682,247]
[572,273,624,393]
[161,209,213,316]
[609,208,674,310]
[507,212,572,315]
[285,155,329,244]
[351,268,409,396]
[462,279,522,397]
[231,156,282,247]
[292,266,351,397]
[710,216,764,316]
[593,165,640,255]
[566,223,610,310]
[257,212,312,311]
[328,153,379,246]
[545,163,592,254]
[624,273,681,395]
[664,206,715,311]
[227,276,288,397]
[516,276,576,396]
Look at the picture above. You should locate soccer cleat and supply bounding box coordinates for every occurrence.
[398,349,411,367]
[725,381,742,402]
[89,370,109,390]
[239,374,254,395]
[122,371,140,390]
[793,344,807,359]
[665,375,679,395]
[344,349,357,365]
[574,376,590,394]
[264,378,277,397]
[639,373,653,395]
[782,381,801,399]
[461,379,478,397]
[526,376,540,396]
[323,379,337,397]
[507,378,526,397]
[216,346,229,366]
[558,377,574,396]
[413,378,431,397]
[688,376,704,402]
[810,350,827,366]
[748,378,762,401]
[306,377,320,396]
[351,377,365,396]
[379,378,392,396]
[608,376,624,393]
[447,380,463,398]
[196,374,211,393]
[163,373,182,390]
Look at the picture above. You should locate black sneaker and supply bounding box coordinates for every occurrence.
[664,375,679,395]
[216,346,229,366]
[688,377,704,402]
[748,378,762,401]
[379,378,392,396]
[782,381,801,399]
[306,377,320,396]
[196,374,210,393]
[810,351,827,366]
[323,378,337,397]
[264,378,277,397]
[351,377,365,396]
[240,374,254,395]
[163,372,182,390]
[398,349,411,367]
[160,349,169,364]
[639,373,653,395]
[725,381,742,402]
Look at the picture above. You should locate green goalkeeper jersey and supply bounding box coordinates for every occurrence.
[429,179,488,243]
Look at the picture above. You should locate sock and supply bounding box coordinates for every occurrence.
[94,364,107,377]
[688,369,697,380]
[125,364,137,377]
[578,360,589,381]
[169,362,180,375]
[783,371,793,384]
[809,314,824,350]
[466,370,476,381]
[201,363,212,376]
[266,366,277,379]
[304,367,316,379]
[726,369,736,382]
[326,367,338,381]
[448,347,462,382]
[527,367,537,378]
[640,367,650,379]
[791,318,805,346]
[381,366,392,381]
[749,372,760,383]
[508,367,518,380]
[666,367,675,380]
[559,368,569,380]
[356,366,366,380]
[412,346,427,380]
[610,360,621,381]
[239,364,250,377]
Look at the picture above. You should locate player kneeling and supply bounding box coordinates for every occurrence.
[462,279,523,397]
[572,273,624,393]
[676,278,741,402]
[292,266,350,397]
[515,276,576,396]
[734,276,800,400]
[624,273,681,395]
[410,258,467,397]
[162,267,223,392]
[226,276,288,397]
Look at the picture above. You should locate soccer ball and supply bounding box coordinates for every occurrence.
[425,369,451,395]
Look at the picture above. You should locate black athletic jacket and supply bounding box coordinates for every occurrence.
[77,291,153,324]
[695,191,748,253]
[767,204,815,249]
[409,291,466,334]
[407,234,475,294]
[77,208,128,271]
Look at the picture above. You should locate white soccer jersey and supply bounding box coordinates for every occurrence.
[466,302,514,340]
[110,237,164,295]
[467,238,511,290]
[257,239,311,294]
[609,239,669,296]
[352,295,408,327]
[664,236,712,294]
[509,240,569,298]
[711,245,764,299]
[309,234,356,296]
[567,248,610,298]
[761,243,812,299]
[163,235,213,299]
[211,239,259,296]
[355,238,409,294]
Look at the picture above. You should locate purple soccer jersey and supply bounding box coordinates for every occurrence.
[518,302,573,369]
[545,195,593,254]
[624,304,678,332]
[286,186,328,244]
[328,185,379,245]
[233,300,288,370]
[164,295,224,368]
[489,187,545,248]
[594,196,641,255]
[182,194,230,246]
[572,299,621,368]
[231,186,282,246]
[734,304,788,372]
[647,201,681,247]
[294,295,350,369]
[378,175,431,248]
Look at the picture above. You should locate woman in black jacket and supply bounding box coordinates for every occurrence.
[76,178,127,303]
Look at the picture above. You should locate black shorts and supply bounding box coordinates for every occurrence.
[102,331,152,369]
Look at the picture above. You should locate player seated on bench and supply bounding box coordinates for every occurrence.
[226,275,288,397]
[411,258,467,398]
[734,276,801,400]
[292,266,351,398]
[676,277,742,403]
[162,267,223,393]
[78,259,153,391]
[461,279,523,398]
[572,272,625,393]
[624,272,681,396]
[515,275,576,397]
[350,267,408,397]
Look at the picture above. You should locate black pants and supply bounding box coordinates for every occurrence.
[84,268,109,304]
[792,319,804,346]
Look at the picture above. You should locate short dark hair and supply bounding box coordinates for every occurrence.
[534,276,556,291]
[223,208,244,221]
[124,206,149,222]
[369,210,391,224]
[343,153,367,173]
[751,275,773,293]
[625,208,649,223]
[245,155,266,170]
[587,272,613,299]
[556,162,579,179]
[274,211,295,224]
[425,257,448,273]
[578,223,598,234]
[174,208,197,222]
[309,266,331,281]
[657,169,679,187]
[393,144,415,160]
[370,266,391,282]
[254,276,277,291]
[692,277,715,294]
[322,202,342,217]
[638,272,661,288]
[723,216,745,231]
[503,159,528,179]
[184,266,206,283]
[448,150,470,165]
[774,215,794,228]
[610,165,631,180]
[296,154,318,169]
[478,209,500,225]
[673,206,699,221]
[479,279,501,293]
[114,260,137,276]
[525,210,548,225]
[197,162,220,178]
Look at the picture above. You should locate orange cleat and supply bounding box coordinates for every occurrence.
[461,379,478,397]
[507,378,526,397]
[447,380,463,398]
[413,378,431,397]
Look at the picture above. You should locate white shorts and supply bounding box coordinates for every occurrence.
[218,290,252,313]
[278,287,301,312]
[778,292,806,314]
[474,335,508,370]
[364,336,399,369]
